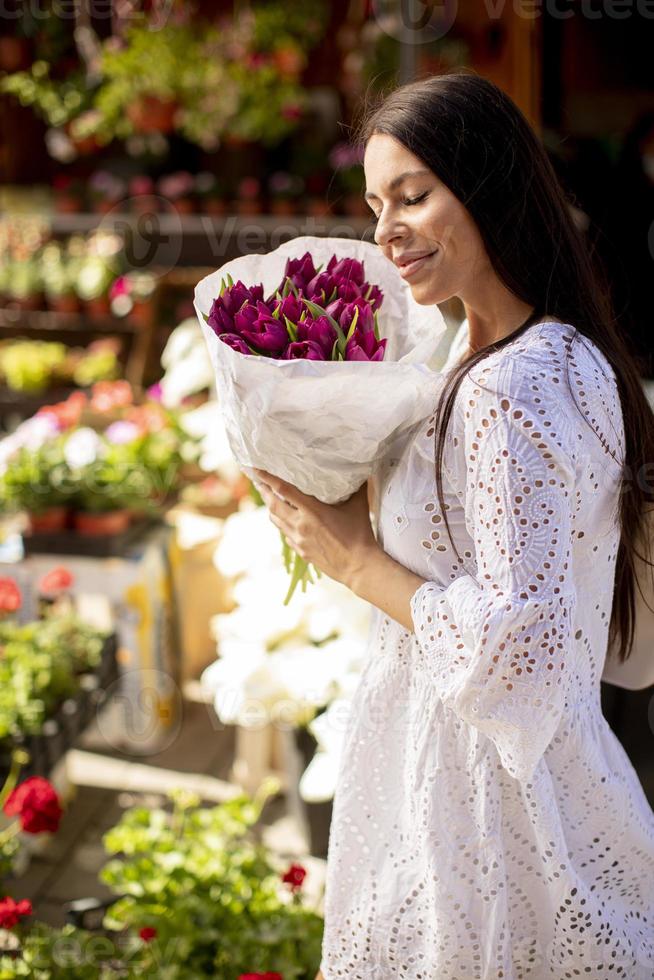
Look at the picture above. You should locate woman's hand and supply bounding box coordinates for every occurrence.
[252,468,380,591]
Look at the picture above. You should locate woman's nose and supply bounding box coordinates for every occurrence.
[373,212,404,249]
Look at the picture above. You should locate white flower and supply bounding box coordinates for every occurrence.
[299,699,353,802]
[63,427,103,469]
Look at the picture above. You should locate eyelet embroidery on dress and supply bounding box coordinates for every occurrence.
[320,322,654,980]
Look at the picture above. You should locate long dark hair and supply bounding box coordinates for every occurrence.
[352,69,654,665]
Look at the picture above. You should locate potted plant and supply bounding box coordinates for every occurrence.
[87,169,126,214]
[109,272,157,328]
[266,169,305,216]
[0,340,67,394]
[127,175,159,216]
[40,241,80,314]
[195,170,230,216]
[98,782,324,977]
[4,251,44,311]
[157,170,196,214]
[73,232,122,321]
[0,440,72,534]
[235,175,263,215]
[52,174,86,214]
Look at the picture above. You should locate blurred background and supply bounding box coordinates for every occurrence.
[0,1,651,971]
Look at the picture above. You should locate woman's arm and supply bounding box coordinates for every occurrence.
[253,464,427,630]
[348,546,427,633]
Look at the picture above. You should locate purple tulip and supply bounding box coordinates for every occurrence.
[325,297,347,321]
[340,279,365,302]
[296,315,337,359]
[272,293,305,324]
[327,255,365,285]
[283,340,326,360]
[345,329,387,362]
[363,283,384,311]
[305,270,338,304]
[282,252,318,292]
[339,299,375,335]
[208,280,265,335]
[219,333,252,355]
[239,312,290,355]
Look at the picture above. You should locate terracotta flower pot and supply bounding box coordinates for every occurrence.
[13,293,44,312]
[0,37,31,72]
[235,199,263,216]
[205,197,228,216]
[306,197,332,217]
[270,198,298,216]
[172,197,195,215]
[26,507,69,534]
[54,194,84,214]
[127,96,177,134]
[73,509,132,536]
[48,294,81,315]
[84,296,111,321]
[343,193,369,217]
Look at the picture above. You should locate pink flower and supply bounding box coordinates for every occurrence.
[0,578,21,614]
[38,566,74,595]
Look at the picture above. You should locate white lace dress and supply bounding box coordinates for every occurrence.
[319,319,654,980]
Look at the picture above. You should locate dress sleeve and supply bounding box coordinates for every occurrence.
[410,355,579,784]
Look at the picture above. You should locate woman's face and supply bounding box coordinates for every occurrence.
[363,132,491,306]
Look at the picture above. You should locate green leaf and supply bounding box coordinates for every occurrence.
[345,304,360,343]
[283,316,298,342]
[373,309,381,342]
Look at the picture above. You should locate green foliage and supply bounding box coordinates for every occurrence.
[99,786,324,978]
[0,440,71,515]
[0,615,108,743]
[0,60,90,129]
[0,343,67,395]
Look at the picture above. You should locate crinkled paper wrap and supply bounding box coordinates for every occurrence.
[194,236,448,504]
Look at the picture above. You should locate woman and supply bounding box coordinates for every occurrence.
[255,70,654,979]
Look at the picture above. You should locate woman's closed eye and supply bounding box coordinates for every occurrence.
[368,191,429,223]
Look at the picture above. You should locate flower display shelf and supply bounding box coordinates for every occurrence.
[0,384,82,422]
[22,516,159,558]
[0,632,118,783]
[0,307,154,389]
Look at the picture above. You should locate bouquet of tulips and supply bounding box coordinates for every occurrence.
[194,236,447,602]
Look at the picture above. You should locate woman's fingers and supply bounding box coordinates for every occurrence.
[252,468,311,510]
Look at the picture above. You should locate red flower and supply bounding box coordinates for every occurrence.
[0,897,32,929]
[0,579,21,614]
[237,974,283,980]
[3,777,63,834]
[139,926,157,942]
[39,566,74,595]
[281,862,307,891]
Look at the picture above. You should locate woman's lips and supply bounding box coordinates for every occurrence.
[398,249,439,279]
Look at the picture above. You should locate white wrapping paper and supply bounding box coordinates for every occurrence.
[194,236,448,504]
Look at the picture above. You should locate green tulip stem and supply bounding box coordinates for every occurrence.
[0,747,29,812]
[279,532,321,605]
[0,821,22,847]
